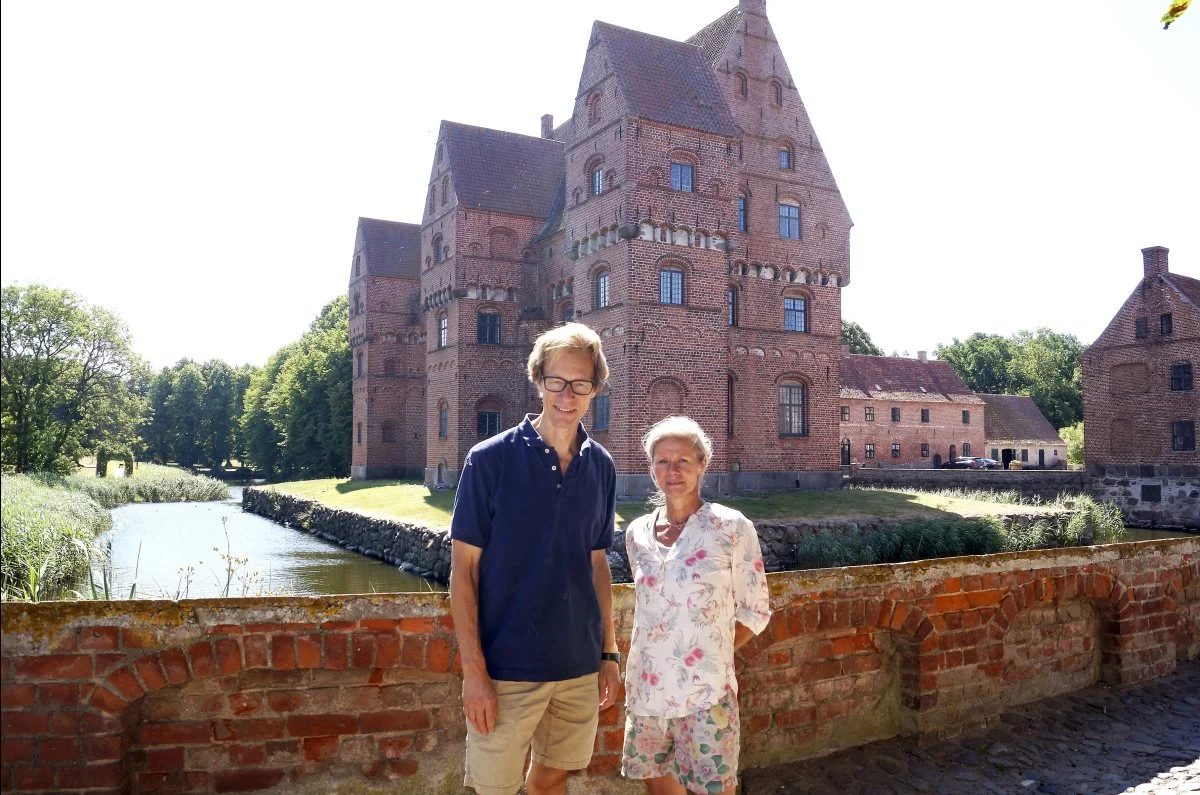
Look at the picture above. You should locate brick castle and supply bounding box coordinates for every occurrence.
[349,0,851,494]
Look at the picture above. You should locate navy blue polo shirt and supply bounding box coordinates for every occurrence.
[450,414,616,682]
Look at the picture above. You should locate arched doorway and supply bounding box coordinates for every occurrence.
[840,438,851,466]
[948,444,956,463]
[932,453,942,468]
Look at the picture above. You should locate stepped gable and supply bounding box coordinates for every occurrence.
[687,6,740,66]
[442,121,564,218]
[358,217,421,279]
[1164,272,1200,310]
[839,354,983,403]
[978,394,1064,444]
[593,21,739,137]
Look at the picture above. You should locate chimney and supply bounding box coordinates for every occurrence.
[1142,246,1169,281]
[917,351,927,362]
[541,114,554,139]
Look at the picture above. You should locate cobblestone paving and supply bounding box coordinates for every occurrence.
[743,661,1200,795]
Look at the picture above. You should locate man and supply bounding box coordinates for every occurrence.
[450,322,621,795]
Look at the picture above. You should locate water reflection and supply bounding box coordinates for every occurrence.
[97,495,439,598]
[1120,527,1197,542]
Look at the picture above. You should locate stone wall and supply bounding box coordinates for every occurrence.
[1089,465,1200,529]
[850,468,1088,500]
[242,489,451,583]
[2,539,1196,794]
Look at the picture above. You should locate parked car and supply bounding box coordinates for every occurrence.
[974,457,1003,469]
[941,457,977,469]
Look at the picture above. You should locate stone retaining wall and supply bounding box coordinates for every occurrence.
[1089,465,1200,529]
[851,468,1088,500]
[2,539,1196,794]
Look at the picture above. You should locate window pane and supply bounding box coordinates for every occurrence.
[659,270,683,304]
[784,297,807,332]
[737,196,747,232]
[595,272,610,309]
[593,395,610,430]
[778,204,800,239]
[728,288,737,326]
[670,163,693,192]
[778,384,806,435]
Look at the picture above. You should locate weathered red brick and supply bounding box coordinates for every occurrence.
[270,635,296,670]
[228,692,263,715]
[244,635,269,668]
[296,634,321,669]
[135,655,169,692]
[303,735,340,762]
[287,713,358,737]
[188,642,216,678]
[122,627,158,649]
[213,768,285,792]
[215,638,242,674]
[14,654,92,681]
[1,737,36,762]
[141,746,185,771]
[79,626,119,650]
[360,709,430,733]
[401,635,427,668]
[139,721,210,746]
[426,637,453,673]
[212,718,286,742]
[1,683,35,708]
[324,633,349,669]
[228,743,266,766]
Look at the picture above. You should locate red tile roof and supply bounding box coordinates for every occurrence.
[442,122,565,219]
[978,394,1064,445]
[594,21,739,138]
[839,355,982,403]
[357,218,420,279]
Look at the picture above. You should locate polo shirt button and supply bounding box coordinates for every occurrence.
[551,465,558,471]
[556,484,561,489]
[545,448,550,454]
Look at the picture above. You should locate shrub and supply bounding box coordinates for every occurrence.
[35,463,229,508]
[794,517,1006,569]
[1,474,110,600]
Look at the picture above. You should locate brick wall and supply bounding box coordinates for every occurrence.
[841,397,986,467]
[3,539,1196,794]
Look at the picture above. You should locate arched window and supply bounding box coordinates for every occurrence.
[784,291,808,332]
[594,270,610,309]
[432,234,444,263]
[592,168,604,196]
[353,292,363,316]
[727,287,738,327]
[441,176,450,206]
[778,201,801,240]
[438,402,449,438]
[779,379,807,436]
[735,72,748,99]
[659,267,684,305]
[381,421,396,443]
[770,80,783,107]
[436,312,448,348]
[356,350,364,378]
[779,145,793,170]
[588,92,602,124]
[354,255,361,276]
[736,194,748,232]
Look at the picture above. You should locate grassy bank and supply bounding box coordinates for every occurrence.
[1,465,230,601]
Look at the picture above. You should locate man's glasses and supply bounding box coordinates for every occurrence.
[541,377,596,396]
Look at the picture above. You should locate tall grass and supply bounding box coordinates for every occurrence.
[793,494,1127,569]
[1,474,110,600]
[33,463,229,508]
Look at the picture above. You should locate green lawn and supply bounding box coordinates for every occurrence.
[267,479,1059,530]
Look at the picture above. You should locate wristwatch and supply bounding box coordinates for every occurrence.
[600,651,621,665]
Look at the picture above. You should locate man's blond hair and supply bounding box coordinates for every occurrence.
[526,322,609,386]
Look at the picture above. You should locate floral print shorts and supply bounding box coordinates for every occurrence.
[621,692,740,794]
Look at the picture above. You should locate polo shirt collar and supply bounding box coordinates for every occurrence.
[519,413,593,453]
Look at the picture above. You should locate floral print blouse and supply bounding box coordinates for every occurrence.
[624,502,772,718]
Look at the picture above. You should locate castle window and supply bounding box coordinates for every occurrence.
[427,187,435,215]
[432,234,444,263]
[477,311,501,345]
[1135,317,1148,338]
[783,296,807,332]
[771,80,783,107]
[353,292,363,316]
[921,408,930,423]
[727,287,738,326]
[595,271,610,309]
[670,162,694,192]
[592,168,604,196]
[587,92,602,125]
[354,255,361,276]
[891,407,901,422]
[356,350,364,378]
[1173,421,1196,451]
[865,443,875,459]
[1161,313,1174,335]
[841,406,850,422]
[865,407,875,421]
[381,421,396,444]
[659,268,684,305]
[921,443,930,458]
[736,72,747,99]
[1171,363,1193,391]
[962,409,971,425]
[438,402,449,438]
[737,195,748,232]
[779,381,807,436]
[891,442,901,458]
[779,146,793,170]
[441,176,450,206]
[561,302,574,322]
[383,359,396,376]
[478,409,501,439]
[437,312,448,348]
[778,202,801,239]
[356,422,362,444]
[593,394,610,431]
[963,442,972,456]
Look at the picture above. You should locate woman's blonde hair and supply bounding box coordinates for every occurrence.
[641,416,713,504]
[526,322,609,386]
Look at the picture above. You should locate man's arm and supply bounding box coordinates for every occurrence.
[591,549,620,710]
[450,540,497,734]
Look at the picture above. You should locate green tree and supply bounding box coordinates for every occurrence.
[841,321,884,355]
[241,348,292,477]
[1,284,147,473]
[143,367,175,464]
[167,361,203,468]
[229,364,256,468]
[199,359,235,470]
[1059,421,1084,469]
[935,333,1017,395]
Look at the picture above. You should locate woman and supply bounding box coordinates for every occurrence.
[622,416,772,795]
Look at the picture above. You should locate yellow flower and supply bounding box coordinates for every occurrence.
[709,703,730,729]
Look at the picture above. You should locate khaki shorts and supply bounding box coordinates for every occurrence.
[464,673,599,795]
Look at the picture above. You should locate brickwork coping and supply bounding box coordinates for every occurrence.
[2,539,1196,793]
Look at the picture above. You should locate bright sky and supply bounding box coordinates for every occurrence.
[2,1,1197,370]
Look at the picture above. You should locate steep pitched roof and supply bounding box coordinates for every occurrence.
[839,355,983,403]
[442,122,565,218]
[687,6,740,66]
[1164,272,1200,311]
[357,218,421,279]
[978,394,1064,445]
[594,21,739,137]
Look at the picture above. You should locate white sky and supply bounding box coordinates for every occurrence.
[2,1,1197,370]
